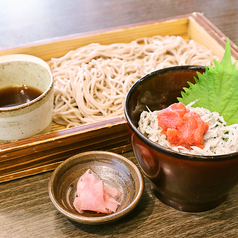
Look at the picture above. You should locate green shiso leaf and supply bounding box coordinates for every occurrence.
[178,39,238,125]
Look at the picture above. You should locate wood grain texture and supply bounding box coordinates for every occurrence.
[1,0,238,48]
[0,151,238,238]
[0,118,131,183]
[1,0,238,237]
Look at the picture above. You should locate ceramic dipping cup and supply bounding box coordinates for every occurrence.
[0,54,54,143]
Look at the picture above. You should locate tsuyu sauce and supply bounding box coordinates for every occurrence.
[0,85,43,108]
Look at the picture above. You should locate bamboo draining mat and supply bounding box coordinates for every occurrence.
[0,12,238,183]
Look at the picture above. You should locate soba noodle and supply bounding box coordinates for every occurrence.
[49,35,218,128]
[138,102,238,156]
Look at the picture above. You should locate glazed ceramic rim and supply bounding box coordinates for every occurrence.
[48,151,144,225]
[0,54,53,112]
[124,65,238,162]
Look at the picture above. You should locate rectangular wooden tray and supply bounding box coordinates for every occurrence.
[1,12,238,183]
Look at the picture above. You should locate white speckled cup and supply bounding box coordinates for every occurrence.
[0,54,54,143]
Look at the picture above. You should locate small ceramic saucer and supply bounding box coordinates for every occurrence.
[48,150,144,225]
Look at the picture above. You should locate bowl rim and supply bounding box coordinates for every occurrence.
[124,65,238,162]
[0,54,53,112]
[48,150,144,225]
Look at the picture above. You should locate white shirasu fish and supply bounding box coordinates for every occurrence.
[138,102,238,156]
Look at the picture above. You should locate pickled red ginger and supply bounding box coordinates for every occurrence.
[73,169,121,214]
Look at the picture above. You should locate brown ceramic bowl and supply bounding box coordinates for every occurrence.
[48,151,144,225]
[124,65,238,212]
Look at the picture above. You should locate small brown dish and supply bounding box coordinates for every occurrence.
[48,151,144,225]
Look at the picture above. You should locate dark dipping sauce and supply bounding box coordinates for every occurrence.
[0,85,43,108]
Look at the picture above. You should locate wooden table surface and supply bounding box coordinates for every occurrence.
[1,0,238,237]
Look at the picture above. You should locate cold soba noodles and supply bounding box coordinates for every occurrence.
[49,35,218,128]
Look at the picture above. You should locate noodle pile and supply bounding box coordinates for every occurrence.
[49,35,218,128]
[138,102,238,156]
